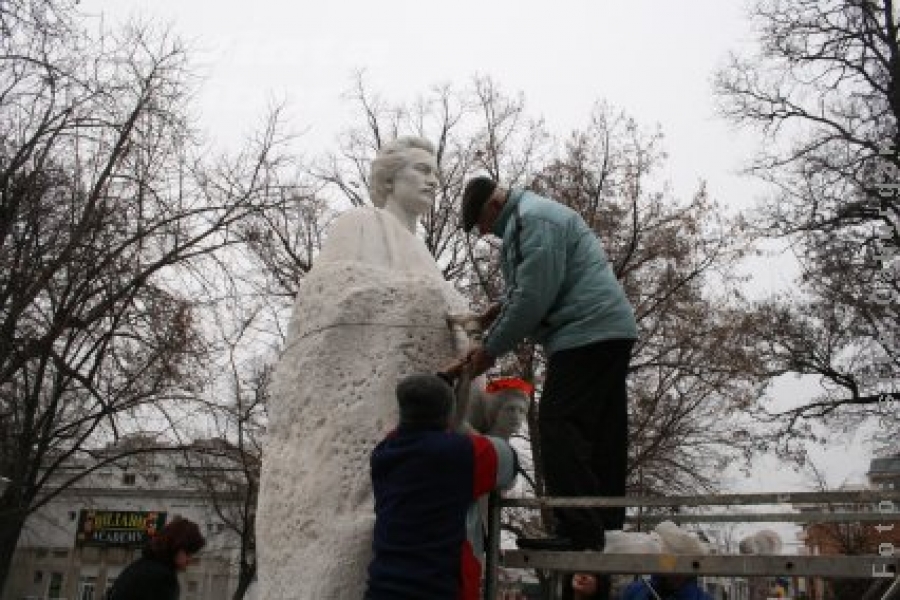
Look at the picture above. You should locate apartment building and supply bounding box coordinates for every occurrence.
[2,443,250,600]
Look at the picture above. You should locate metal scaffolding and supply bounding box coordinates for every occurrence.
[484,489,900,600]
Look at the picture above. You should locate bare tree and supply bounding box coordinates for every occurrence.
[178,288,282,600]
[0,3,294,587]
[209,77,776,594]
[799,461,888,599]
[715,0,899,448]
[532,103,767,495]
[312,73,551,285]
[316,79,771,495]
[184,405,264,600]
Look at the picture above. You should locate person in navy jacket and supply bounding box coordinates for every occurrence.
[619,575,713,600]
[365,373,517,600]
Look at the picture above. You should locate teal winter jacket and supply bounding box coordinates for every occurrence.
[482,189,637,359]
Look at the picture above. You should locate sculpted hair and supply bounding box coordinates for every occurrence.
[369,136,436,208]
[144,517,206,565]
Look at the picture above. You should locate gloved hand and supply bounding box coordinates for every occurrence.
[479,302,503,330]
[442,346,495,379]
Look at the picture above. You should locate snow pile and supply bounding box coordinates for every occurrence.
[654,520,710,555]
[604,530,663,554]
[604,521,709,555]
[739,529,784,555]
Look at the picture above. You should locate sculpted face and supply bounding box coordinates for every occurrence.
[489,395,528,438]
[387,148,439,220]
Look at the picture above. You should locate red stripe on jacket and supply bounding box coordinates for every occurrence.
[469,433,499,497]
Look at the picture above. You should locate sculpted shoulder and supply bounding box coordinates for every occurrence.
[315,206,443,278]
[315,207,381,265]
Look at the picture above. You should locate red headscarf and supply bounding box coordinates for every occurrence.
[485,377,534,396]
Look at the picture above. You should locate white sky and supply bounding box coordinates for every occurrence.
[79,0,878,506]
[82,1,764,203]
[81,0,803,292]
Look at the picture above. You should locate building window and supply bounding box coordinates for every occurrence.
[47,572,64,599]
[122,473,136,485]
[68,510,77,521]
[79,576,97,600]
[52,548,68,558]
[146,473,160,483]
[206,521,225,535]
[33,570,43,584]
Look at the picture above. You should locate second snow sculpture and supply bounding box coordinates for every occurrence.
[255,137,468,599]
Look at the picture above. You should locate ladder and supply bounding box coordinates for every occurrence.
[483,489,900,600]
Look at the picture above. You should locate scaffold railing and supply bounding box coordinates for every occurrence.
[484,489,900,600]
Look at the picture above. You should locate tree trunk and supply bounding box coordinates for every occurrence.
[232,560,256,600]
[0,498,28,596]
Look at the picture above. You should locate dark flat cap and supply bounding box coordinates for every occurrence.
[461,176,498,232]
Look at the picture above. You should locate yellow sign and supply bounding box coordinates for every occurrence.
[75,510,167,547]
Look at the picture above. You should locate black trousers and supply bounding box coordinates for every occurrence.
[540,339,633,600]
[539,338,633,547]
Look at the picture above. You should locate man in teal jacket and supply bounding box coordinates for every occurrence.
[452,176,637,597]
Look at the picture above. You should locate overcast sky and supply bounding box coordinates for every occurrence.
[79,0,808,289]
[78,0,878,505]
[80,1,763,204]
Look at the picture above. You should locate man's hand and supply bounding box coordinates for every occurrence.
[442,347,496,380]
[465,347,496,377]
[479,302,503,330]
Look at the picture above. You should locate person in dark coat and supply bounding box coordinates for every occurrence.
[365,373,517,600]
[619,575,713,600]
[108,517,206,600]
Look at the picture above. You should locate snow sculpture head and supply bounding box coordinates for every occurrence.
[369,137,439,231]
[487,391,528,438]
[469,378,532,439]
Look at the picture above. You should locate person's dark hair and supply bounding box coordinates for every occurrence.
[461,176,498,232]
[396,373,454,429]
[144,517,206,564]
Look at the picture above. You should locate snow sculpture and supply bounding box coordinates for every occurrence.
[604,530,663,554]
[602,521,708,555]
[255,137,469,599]
[739,529,783,555]
[467,385,529,439]
[654,520,710,555]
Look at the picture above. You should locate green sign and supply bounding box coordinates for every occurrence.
[75,510,167,547]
